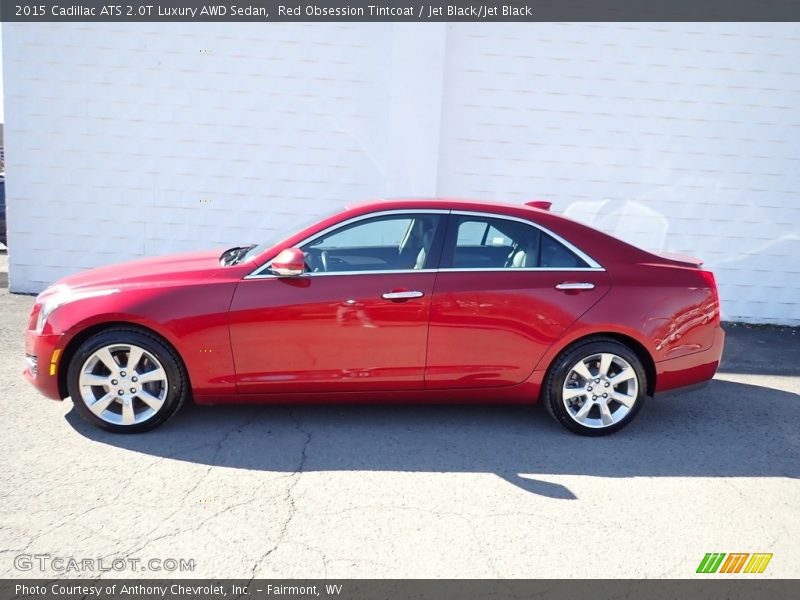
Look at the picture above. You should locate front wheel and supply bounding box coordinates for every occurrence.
[542,339,647,436]
[67,328,188,433]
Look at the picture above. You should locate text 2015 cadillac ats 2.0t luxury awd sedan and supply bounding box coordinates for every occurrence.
[24,199,724,435]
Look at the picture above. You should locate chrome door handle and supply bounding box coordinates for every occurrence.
[382,290,424,300]
[555,282,595,291]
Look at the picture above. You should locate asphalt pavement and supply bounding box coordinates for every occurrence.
[0,255,797,578]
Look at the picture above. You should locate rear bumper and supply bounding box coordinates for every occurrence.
[23,330,65,400]
[654,327,725,395]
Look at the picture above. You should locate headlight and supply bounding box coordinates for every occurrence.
[34,288,120,334]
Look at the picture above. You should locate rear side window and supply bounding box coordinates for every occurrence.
[444,215,590,269]
[540,232,589,269]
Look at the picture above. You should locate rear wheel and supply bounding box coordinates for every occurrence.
[67,328,187,433]
[543,339,647,436]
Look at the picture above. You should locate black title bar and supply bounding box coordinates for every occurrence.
[2,0,800,21]
[3,579,800,600]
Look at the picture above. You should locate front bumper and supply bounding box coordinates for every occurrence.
[655,326,725,395]
[24,329,65,400]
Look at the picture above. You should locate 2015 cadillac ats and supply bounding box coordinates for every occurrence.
[24,199,724,435]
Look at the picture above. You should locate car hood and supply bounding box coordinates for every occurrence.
[45,249,227,294]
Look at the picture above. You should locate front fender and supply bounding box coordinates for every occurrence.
[46,282,239,396]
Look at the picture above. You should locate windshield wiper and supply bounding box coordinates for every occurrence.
[219,245,256,266]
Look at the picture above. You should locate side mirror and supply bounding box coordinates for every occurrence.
[270,248,305,277]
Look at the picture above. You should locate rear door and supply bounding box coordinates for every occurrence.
[425,211,611,389]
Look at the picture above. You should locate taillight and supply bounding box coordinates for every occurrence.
[699,270,720,325]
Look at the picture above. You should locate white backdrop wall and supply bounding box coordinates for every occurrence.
[3,22,799,324]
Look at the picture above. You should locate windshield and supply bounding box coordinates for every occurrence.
[237,207,342,264]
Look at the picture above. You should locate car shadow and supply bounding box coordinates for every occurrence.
[65,378,799,499]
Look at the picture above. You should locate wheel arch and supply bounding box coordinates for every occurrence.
[57,321,191,399]
[545,332,657,397]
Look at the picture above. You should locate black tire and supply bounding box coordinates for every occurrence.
[67,327,188,433]
[542,338,647,436]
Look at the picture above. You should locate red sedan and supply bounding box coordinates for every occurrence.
[24,199,724,435]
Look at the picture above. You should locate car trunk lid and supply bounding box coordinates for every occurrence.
[646,250,704,268]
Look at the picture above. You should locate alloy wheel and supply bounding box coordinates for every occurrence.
[561,352,639,429]
[77,343,169,426]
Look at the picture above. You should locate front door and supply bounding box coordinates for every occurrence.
[229,212,445,394]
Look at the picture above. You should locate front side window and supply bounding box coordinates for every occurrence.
[444,215,590,269]
[301,213,442,273]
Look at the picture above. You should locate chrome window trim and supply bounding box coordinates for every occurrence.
[438,267,604,273]
[245,209,450,279]
[449,210,604,271]
[255,269,438,278]
[244,207,604,280]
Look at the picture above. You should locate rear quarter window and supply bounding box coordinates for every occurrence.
[540,232,589,269]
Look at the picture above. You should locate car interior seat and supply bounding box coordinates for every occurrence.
[414,224,435,270]
[507,238,539,268]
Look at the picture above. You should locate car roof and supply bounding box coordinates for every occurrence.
[345,197,549,216]
[336,197,661,268]
[248,196,658,270]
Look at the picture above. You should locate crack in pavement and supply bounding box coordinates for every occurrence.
[2,434,241,559]
[98,408,269,562]
[236,408,312,595]
[304,503,503,576]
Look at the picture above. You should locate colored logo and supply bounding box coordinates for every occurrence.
[697,553,773,574]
